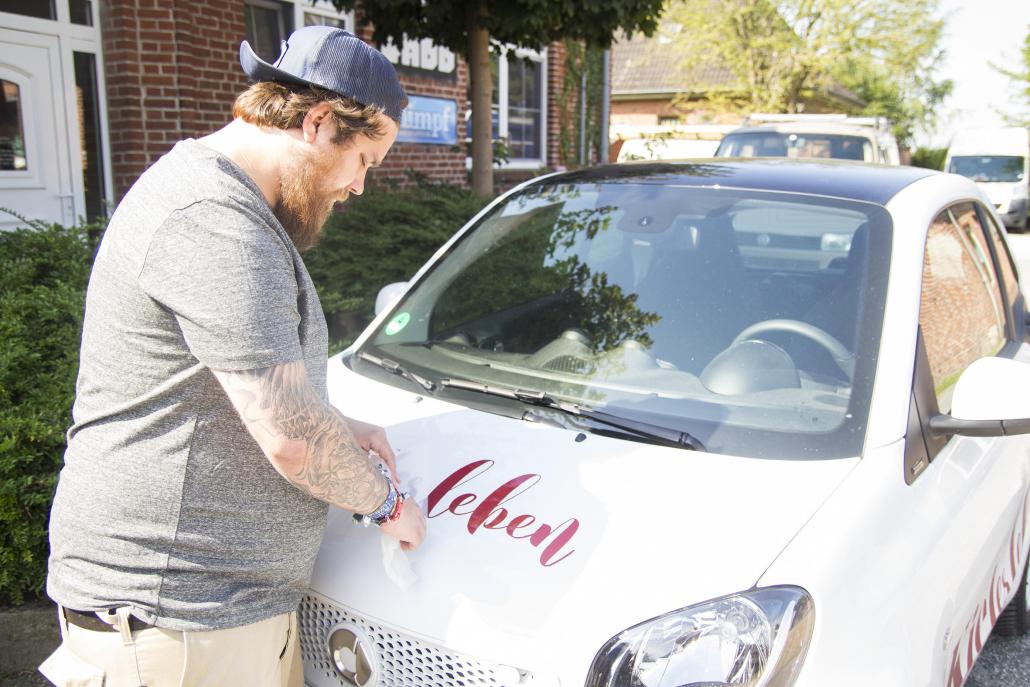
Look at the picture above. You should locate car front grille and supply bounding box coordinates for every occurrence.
[299,593,538,687]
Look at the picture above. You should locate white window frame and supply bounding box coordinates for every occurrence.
[467,45,548,170]
[245,0,353,61]
[292,0,354,31]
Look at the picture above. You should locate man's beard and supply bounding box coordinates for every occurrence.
[274,148,344,252]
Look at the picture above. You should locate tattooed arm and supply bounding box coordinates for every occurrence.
[212,362,426,547]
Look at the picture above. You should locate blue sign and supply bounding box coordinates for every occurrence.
[398,96,458,145]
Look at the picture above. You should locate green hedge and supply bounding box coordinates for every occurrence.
[910,147,948,171]
[0,214,102,604]
[0,179,484,604]
[306,175,488,350]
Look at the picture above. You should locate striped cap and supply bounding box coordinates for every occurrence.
[240,26,407,121]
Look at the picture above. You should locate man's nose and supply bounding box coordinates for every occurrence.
[348,170,366,196]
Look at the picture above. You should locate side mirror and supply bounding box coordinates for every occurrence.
[374,281,409,316]
[929,357,1030,437]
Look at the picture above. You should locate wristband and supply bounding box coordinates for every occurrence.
[352,463,405,528]
[386,491,406,523]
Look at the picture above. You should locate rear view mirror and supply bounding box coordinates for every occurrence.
[375,281,409,316]
[929,357,1030,437]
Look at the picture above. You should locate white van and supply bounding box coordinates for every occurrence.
[945,127,1030,231]
[714,114,902,166]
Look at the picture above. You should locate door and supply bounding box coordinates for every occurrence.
[911,201,1030,685]
[0,27,75,228]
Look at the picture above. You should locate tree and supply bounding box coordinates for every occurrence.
[991,23,1030,126]
[332,0,664,196]
[665,0,951,145]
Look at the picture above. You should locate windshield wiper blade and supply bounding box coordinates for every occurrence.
[357,352,436,392]
[438,378,705,451]
[571,406,707,451]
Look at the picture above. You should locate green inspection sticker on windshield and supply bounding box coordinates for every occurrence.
[385,312,411,336]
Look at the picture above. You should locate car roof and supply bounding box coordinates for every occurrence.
[542,159,937,206]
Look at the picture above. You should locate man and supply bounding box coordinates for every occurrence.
[40,26,426,687]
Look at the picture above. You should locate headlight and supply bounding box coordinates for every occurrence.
[586,586,814,687]
[1013,184,1029,201]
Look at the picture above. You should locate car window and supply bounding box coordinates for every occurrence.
[919,203,1006,412]
[359,182,893,460]
[979,206,1021,310]
[948,156,1026,183]
[716,133,873,162]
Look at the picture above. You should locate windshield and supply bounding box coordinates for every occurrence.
[716,132,874,162]
[357,181,892,459]
[948,155,1026,182]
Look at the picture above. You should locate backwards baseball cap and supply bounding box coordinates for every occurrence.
[240,25,407,121]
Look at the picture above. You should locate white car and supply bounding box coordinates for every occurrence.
[299,159,1030,687]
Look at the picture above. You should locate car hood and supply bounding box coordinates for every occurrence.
[308,354,859,683]
[976,180,1021,204]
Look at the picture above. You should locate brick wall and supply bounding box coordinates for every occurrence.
[102,0,247,200]
[546,40,568,170]
[101,4,594,199]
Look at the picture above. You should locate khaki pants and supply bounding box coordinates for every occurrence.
[39,606,303,687]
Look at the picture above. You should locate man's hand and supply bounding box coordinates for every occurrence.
[380,497,427,551]
[338,414,398,483]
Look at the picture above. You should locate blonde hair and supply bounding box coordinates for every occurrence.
[232,81,394,146]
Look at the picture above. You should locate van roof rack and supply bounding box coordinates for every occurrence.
[743,113,891,130]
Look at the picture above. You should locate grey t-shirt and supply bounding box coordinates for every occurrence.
[47,139,330,631]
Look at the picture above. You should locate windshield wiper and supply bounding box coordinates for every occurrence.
[438,377,705,451]
[357,352,436,392]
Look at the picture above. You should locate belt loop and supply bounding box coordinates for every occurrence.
[56,604,69,638]
[114,606,135,645]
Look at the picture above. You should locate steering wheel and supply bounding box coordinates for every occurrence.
[732,319,855,382]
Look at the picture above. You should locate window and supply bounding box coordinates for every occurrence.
[69,0,93,26]
[716,133,873,162]
[0,0,56,20]
[245,0,293,63]
[919,204,1007,412]
[74,52,106,221]
[0,79,27,171]
[245,0,353,63]
[948,156,1026,183]
[467,48,546,165]
[361,182,893,459]
[979,206,1021,310]
[300,0,353,30]
[505,56,542,160]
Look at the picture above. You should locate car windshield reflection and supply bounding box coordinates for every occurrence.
[358,182,892,459]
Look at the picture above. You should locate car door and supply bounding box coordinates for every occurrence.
[909,201,1030,685]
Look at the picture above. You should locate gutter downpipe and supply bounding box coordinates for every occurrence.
[580,68,587,166]
[600,49,610,164]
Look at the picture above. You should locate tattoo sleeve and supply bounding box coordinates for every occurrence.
[213,361,388,514]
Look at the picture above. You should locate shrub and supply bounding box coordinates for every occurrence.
[910,147,948,171]
[305,175,488,351]
[0,212,101,604]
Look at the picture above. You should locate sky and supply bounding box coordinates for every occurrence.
[918,0,1030,148]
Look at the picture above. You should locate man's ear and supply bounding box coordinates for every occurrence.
[301,103,334,144]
